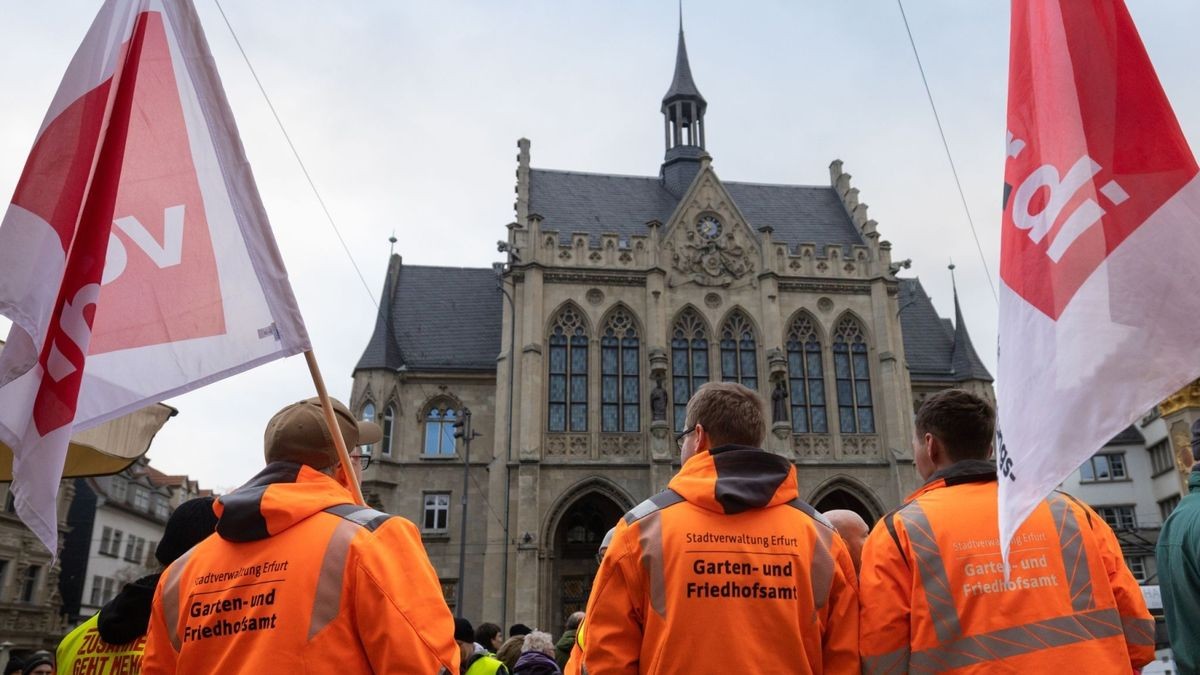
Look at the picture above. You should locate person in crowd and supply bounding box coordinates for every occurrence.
[476,622,504,653]
[16,653,50,675]
[508,624,532,639]
[495,635,525,672]
[513,631,560,675]
[1156,419,1200,673]
[859,389,1155,673]
[58,496,219,672]
[143,397,458,674]
[823,509,869,574]
[581,382,859,672]
[1,655,19,675]
[456,617,509,674]
[554,612,584,668]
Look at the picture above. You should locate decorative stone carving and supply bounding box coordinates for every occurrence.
[1161,379,1200,417]
[544,434,589,459]
[704,292,722,309]
[586,288,604,305]
[599,434,643,459]
[794,434,832,460]
[771,380,788,425]
[651,375,668,422]
[842,435,881,458]
[817,297,834,313]
[1171,421,1194,476]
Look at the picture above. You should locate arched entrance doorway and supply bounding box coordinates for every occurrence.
[810,480,883,527]
[546,491,625,636]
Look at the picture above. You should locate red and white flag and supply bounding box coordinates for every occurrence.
[0,0,309,553]
[998,0,1200,557]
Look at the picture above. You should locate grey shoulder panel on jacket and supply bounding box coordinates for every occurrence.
[624,490,686,524]
[323,504,394,533]
[782,496,834,529]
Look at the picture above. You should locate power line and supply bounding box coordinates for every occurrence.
[211,0,378,309]
[895,0,999,304]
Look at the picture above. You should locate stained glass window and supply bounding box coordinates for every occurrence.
[832,316,874,433]
[601,308,640,432]
[549,306,589,432]
[786,314,827,433]
[671,308,710,431]
[720,310,758,390]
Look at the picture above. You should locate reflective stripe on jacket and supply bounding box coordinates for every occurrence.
[859,460,1155,674]
[142,462,458,674]
[581,444,860,674]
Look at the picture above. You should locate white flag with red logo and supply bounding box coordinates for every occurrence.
[0,0,309,553]
[998,0,1200,558]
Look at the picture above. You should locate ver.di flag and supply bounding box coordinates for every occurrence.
[0,0,309,554]
[998,0,1200,560]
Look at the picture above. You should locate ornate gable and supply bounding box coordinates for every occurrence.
[662,166,760,288]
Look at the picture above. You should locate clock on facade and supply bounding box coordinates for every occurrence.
[696,214,723,239]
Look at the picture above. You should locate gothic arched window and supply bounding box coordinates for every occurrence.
[381,404,395,456]
[360,402,376,452]
[424,405,458,456]
[720,310,758,390]
[548,306,589,432]
[671,308,710,432]
[601,308,640,432]
[833,316,874,433]
[786,314,828,433]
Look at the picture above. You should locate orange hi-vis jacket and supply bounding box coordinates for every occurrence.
[859,460,1155,674]
[581,445,860,674]
[142,462,459,674]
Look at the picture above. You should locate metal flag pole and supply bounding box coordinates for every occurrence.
[304,349,366,506]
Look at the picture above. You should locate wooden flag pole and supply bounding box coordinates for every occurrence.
[304,349,366,506]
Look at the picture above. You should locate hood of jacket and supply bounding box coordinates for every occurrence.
[214,461,355,542]
[96,573,160,644]
[1190,466,1200,493]
[668,445,798,515]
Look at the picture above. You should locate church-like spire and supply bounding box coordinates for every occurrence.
[660,13,709,196]
[948,263,991,382]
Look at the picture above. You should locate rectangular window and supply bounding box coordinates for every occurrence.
[20,565,40,603]
[102,577,116,605]
[90,575,103,607]
[1080,453,1127,482]
[100,526,113,556]
[1096,505,1137,530]
[1160,495,1181,523]
[1125,556,1147,583]
[423,493,450,532]
[124,535,137,561]
[147,541,158,567]
[1149,440,1174,476]
[134,488,150,511]
[112,529,124,557]
[440,579,457,612]
[154,496,169,520]
[110,480,126,503]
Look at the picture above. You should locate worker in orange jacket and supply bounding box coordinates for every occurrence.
[859,389,1155,673]
[581,382,859,674]
[142,397,459,674]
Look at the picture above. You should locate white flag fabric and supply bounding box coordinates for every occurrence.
[998,0,1200,561]
[0,0,309,554]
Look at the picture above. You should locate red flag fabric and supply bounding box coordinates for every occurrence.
[0,0,309,554]
[998,0,1200,560]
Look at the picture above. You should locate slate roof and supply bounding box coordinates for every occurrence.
[528,168,866,254]
[898,278,993,383]
[355,260,503,373]
[663,28,706,108]
[1105,425,1145,447]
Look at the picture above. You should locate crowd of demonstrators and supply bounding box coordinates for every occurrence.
[0,652,52,675]
[860,389,1154,673]
[35,387,1161,674]
[57,495,219,672]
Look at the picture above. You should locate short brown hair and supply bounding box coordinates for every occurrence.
[685,382,766,448]
[914,389,995,462]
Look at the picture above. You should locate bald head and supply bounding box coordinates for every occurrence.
[824,509,869,573]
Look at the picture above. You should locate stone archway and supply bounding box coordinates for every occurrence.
[545,491,626,636]
[810,479,884,527]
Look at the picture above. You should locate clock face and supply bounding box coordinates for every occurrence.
[697,215,723,239]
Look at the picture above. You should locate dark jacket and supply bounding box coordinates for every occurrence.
[1157,468,1200,673]
[513,651,560,675]
[553,629,575,668]
[97,573,160,643]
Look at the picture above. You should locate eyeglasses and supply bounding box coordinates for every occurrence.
[675,426,696,451]
[348,453,371,470]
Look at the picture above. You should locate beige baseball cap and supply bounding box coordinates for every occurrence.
[263,397,382,468]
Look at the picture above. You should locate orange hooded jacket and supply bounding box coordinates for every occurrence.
[859,460,1155,674]
[142,462,458,674]
[580,445,860,674]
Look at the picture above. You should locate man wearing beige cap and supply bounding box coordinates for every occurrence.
[143,397,459,674]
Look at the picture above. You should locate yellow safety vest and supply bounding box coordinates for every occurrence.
[57,613,148,675]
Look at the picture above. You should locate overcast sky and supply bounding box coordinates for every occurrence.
[2,1,1199,493]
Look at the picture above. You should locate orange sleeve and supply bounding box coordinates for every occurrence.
[580,520,644,674]
[1079,502,1155,670]
[858,515,913,674]
[353,518,460,674]
[140,571,177,675]
[821,533,861,674]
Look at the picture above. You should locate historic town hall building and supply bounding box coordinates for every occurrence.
[351,26,993,632]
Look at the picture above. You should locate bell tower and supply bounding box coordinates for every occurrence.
[660,17,709,196]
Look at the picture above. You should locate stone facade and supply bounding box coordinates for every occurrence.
[351,27,993,634]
